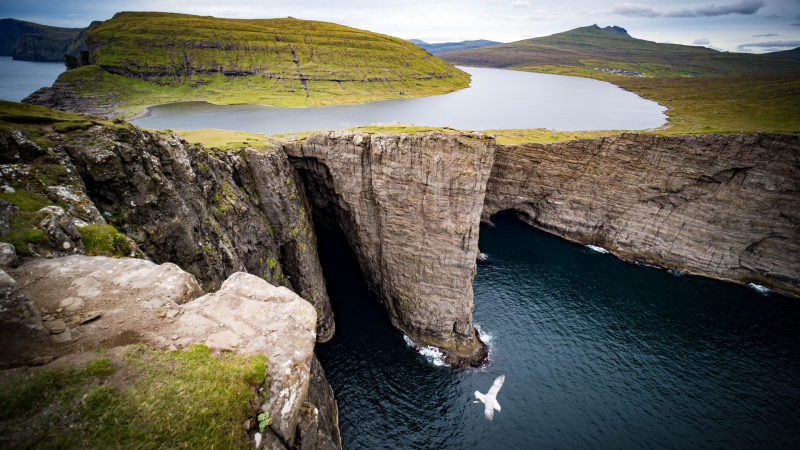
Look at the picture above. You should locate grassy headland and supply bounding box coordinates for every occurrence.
[42,12,469,117]
[438,24,800,77]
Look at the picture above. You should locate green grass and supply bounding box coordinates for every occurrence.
[57,12,470,117]
[78,224,132,257]
[0,100,133,150]
[439,24,800,77]
[174,129,276,152]
[0,344,268,450]
[484,128,626,144]
[0,189,55,255]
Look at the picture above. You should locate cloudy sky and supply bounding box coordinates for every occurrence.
[2,0,799,53]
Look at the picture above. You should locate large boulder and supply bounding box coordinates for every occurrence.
[176,272,318,447]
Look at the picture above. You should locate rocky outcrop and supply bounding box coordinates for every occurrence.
[3,256,340,450]
[484,132,800,296]
[47,124,334,340]
[286,130,495,365]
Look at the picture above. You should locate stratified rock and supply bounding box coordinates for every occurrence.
[484,132,800,295]
[294,403,321,450]
[286,130,494,364]
[44,319,66,334]
[178,272,317,447]
[0,268,50,360]
[55,124,335,340]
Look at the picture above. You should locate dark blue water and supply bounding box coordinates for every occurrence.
[0,56,64,103]
[315,211,800,449]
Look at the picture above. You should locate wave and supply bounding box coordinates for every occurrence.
[748,283,772,295]
[404,335,448,367]
[586,245,609,254]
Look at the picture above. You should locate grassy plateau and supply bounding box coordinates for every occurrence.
[51,11,469,117]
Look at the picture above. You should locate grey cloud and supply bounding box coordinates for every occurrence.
[611,3,661,18]
[693,38,711,44]
[753,33,780,37]
[793,23,800,27]
[736,40,800,50]
[611,0,765,18]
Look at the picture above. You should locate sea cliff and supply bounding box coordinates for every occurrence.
[484,133,800,296]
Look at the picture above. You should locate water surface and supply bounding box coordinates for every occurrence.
[0,56,64,103]
[131,67,666,132]
[315,211,800,449]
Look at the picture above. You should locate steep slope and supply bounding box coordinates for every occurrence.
[0,18,86,61]
[23,11,470,117]
[484,133,800,297]
[0,100,336,342]
[409,39,502,54]
[438,24,800,77]
[285,130,495,366]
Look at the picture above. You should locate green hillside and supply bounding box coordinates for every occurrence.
[769,47,800,62]
[408,39,502,54]
[0,18,85,61]
[52,11,468,114]
[438,24,800,77]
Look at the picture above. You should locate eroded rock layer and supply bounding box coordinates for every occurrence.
[0,123,335,341]
[285,130,495,363]
[484,132,800,296]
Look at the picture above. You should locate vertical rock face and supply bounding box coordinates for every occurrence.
[54,125,335,341]
[484,132,800,295]
[285,131,495,363]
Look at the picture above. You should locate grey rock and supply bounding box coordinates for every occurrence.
[0,242,19,267]
[35,206,86,258]
[22,255,204,305]
[306,355,341,449]
[51,326,72,343]
[0,199,18,236]
[178,272,317,446]
[294,403,321,450]
[0,268,50,360]
[59,296,85,311]
[44,319,66,334]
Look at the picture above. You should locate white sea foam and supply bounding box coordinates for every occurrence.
[634,261,661,269]
[478,252,489,261]
[586,245,609,254]
[475,323,493,344]
[748,283,771,295]
[667,269,686,276]
[404,335,448,367]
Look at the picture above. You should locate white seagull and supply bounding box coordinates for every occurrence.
[474,375,505,421]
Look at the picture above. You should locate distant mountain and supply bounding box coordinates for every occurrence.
[768,47,800,61]
[408,39,502,54]
[437,24,800,77]
[0,18,101,62]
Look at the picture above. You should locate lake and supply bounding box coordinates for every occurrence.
[315,211,800,449]
[129,66,667,132]
[0,56,65,103]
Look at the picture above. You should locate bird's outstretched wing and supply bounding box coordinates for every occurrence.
[487,375,505,397]
[485,403,495,421]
